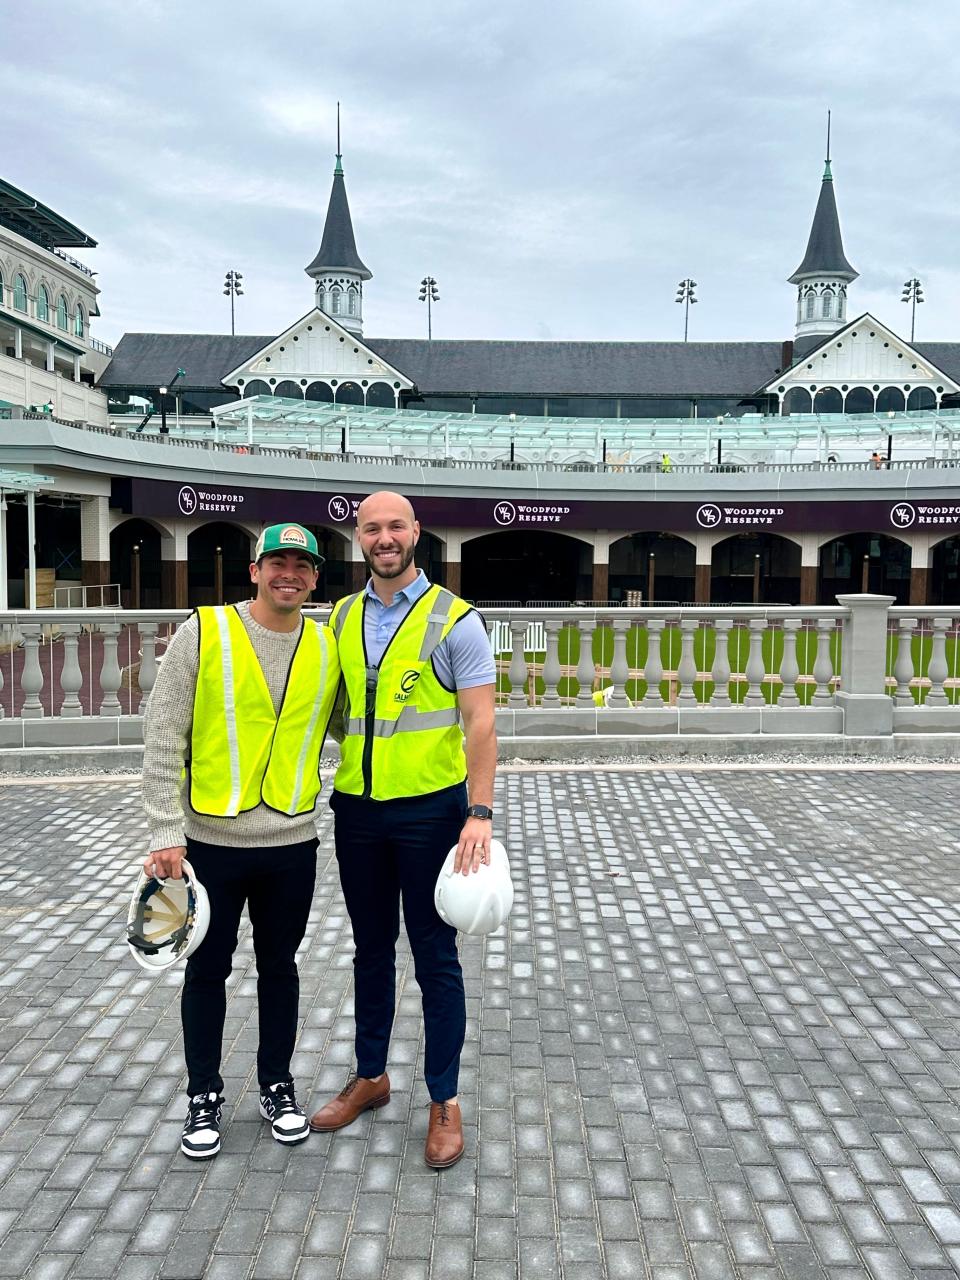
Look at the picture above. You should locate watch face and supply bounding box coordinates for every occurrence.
[468,805,493,819]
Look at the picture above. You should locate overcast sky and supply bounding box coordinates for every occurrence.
[5,1,959,350]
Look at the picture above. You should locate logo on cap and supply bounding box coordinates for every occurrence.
[281,525,308,546]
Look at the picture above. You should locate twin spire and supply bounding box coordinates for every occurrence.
[788,112,857,339]
[305,106,370,336]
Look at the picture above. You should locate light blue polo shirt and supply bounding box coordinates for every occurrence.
[362,570,496,690]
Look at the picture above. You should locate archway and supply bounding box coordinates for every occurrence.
[711,533,801,605]
[782,388,812,416]
[305,382,334,403]
[461,531,591,605]
[187,522,254,607]
[335,381,364,406]
[844,386,874,414]
[818,533,911,605]
[243,379,270,397]
[366,381,395,408]
[274,380,302,399]
[876,387,905,413]
[297,526,350,603]
[609,532,695,604]
[908,387,936,411]
[814,387,842,414]
[931,537,960,605]
[110,518,164,608]
[415,530,445,585]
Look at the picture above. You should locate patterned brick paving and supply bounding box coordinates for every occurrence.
[2,768,960,1278]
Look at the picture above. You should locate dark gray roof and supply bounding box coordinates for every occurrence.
[364,339,787,397]
[305,170,371,280]
[915,344,960,384]
[789,164,857,284]
[99,333,274,389]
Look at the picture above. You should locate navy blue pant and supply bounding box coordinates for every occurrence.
[331,783,467,1103]
[181,837,318,1096]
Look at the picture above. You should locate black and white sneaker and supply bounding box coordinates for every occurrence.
[259,1080,310,1145]
[181,1091,223,1160]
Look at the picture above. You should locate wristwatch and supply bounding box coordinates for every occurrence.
[466,804,494,821]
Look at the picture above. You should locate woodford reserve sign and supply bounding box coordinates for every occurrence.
[112,479,960,535]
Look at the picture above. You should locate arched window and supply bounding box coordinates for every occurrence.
[56,295,68,330]
[13,274,28,312]
[317,288,326,312]
[347,288,358,317]
[74,302,84,338]
[330,288,342,315]
[837,289,846,319]
[822,291,833,319]
[0,268,4,302]
[243,379,271,397]
[37,284,49,322]
[805,291,816,320]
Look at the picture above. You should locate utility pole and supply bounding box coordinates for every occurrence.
[419,276,439,340]
[675,278,698,342]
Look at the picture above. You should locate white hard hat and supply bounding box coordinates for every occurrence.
[434,839,514,936]
[126,859,210,971]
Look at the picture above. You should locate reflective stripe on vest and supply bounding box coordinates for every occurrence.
[332,584,472,800]
[190,606,341,817]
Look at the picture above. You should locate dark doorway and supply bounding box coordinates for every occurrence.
[461,531,591,605]
[110,519,164,608]
[931,537,960,605]
[819,533,911,605]
[415,530,445,585]
[609,532,695,604]
[187,522,254,607]
[712,534,801,605]
[298,527,350,603]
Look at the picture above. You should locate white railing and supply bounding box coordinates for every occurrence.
[0,597,957,745]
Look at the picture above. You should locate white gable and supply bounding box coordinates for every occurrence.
[765,314,959,395]
[222,308,414,390]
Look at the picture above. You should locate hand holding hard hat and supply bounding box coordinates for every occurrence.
[126,859,210,971]
[435,838,514,936]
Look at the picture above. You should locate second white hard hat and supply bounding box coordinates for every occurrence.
[434,838,514,936]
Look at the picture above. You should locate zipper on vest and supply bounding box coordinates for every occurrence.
[362,664,377,798]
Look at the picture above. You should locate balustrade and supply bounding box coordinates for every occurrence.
[0,602,957,740]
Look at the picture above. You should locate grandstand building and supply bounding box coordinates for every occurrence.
[3,144,960,610]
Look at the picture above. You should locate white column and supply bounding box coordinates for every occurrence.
[73,353,82,382]
[247,400,254,445]
[46,341,55,372]
[14,328,22,360]
[26,489,37,610]
[0,492,7,610]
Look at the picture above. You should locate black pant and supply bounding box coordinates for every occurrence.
[332,784,467,1103]
[181,837,317,1096]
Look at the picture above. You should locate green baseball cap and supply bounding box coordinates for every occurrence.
[254,523,323,567]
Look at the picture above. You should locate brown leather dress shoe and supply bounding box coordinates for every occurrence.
[309,1073,391,1132]
[425,1100,464,1168]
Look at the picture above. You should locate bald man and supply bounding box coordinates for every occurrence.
[309,491,497,1167]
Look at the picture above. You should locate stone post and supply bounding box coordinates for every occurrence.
[835,593,895,735]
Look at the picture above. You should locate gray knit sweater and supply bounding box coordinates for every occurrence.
[141,601,323,851]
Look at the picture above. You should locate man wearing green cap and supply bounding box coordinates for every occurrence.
[141,522,342,1160]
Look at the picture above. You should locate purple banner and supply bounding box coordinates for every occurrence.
[112,479,959,535]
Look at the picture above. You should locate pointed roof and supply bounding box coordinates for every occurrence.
[305,154,372,281]
[789,159,858,284]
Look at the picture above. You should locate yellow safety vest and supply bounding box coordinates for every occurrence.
[189,606,341,818]
[332,584,473,801]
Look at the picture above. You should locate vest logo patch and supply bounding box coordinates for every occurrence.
[394,669,421,703]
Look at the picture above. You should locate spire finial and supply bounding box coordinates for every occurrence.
[824,109,832,179]
[335,102,343,176]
